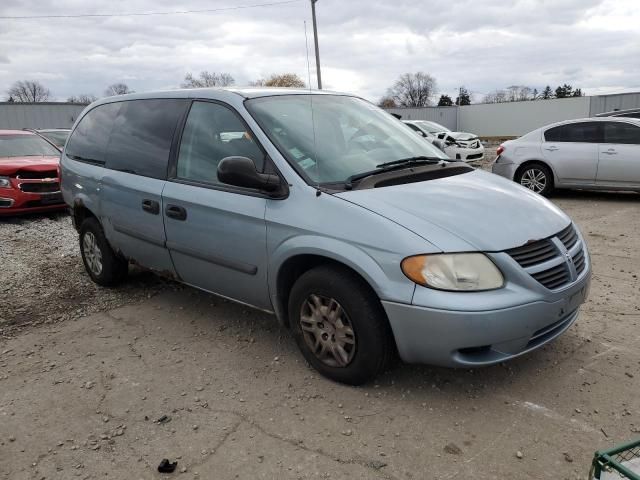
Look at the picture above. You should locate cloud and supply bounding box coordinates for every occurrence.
[0,0,638,102]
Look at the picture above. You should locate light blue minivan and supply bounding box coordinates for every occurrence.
[61,88,591,384]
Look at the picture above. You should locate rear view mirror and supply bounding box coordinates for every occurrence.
[217,156,281,193]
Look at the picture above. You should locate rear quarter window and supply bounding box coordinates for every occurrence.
[105,99,189,179]
[66,102,121,164]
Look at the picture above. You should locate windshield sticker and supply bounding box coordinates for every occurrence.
[298,157,316,170]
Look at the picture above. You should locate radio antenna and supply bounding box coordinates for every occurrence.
[304,20,321,195]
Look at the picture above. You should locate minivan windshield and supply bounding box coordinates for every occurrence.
[246,95,449,184]
[0,134,60,158]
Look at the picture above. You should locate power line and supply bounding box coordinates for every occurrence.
[0,0,302,20]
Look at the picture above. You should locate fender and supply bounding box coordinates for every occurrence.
[268,234,416,309]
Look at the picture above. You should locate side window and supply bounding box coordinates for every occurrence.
[544,122,602,143]
[176,101,265,186]
[105,99,189,179]
[604,122,640,145]
[543,125,564,142]
[66,102,121,164]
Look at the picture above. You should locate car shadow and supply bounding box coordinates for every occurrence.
[550,189,640,202]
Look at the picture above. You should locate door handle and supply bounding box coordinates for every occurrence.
[544,146,559,152]
[141,199,160,214]
[165,204,187,221]
[602,149,617,155]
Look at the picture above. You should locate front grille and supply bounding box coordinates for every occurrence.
[506,239,556,267]
[16,170,57,179]
[532,263,570,290]
[558,224,578,250]
[19,182,60,193]
[573,248,586,275]
[505,223,587,290]
[467,153,483,160]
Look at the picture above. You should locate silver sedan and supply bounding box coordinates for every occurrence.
[492,117,640,196]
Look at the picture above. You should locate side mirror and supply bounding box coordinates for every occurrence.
[217,156,281,192]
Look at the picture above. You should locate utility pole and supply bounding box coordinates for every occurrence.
[310,0,322,89]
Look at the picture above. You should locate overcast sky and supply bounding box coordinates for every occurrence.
[1,0,639,103]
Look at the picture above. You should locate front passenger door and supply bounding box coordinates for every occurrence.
[162,101,272,310]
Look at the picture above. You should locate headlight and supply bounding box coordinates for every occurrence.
[0,176,11,188]
[401,253,504,291]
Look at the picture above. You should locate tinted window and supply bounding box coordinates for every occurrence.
[544,122,602,143]
[66,102,121,164]
[604,122,640,144]
[176,101,265,186]
[0,134,60,157]
[617,113,640,119]
[106,99,189,179]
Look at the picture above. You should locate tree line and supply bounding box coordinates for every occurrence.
[5,70,584,107]
[377,72,583,108]
[4,72,307,103]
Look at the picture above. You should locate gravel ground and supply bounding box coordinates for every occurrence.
[0,212,169,335]
[1,160,640,479]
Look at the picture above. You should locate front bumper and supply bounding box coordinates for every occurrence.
[383,258,591,367]
[0,189,65,216]
[448,146,485,163]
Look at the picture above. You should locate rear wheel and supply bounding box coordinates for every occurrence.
[288,265,392,385]
[79,218,128,286]
[516,162,554,196]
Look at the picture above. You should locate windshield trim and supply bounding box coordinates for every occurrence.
[244,94,449,188]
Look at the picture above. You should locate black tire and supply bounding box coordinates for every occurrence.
[516,162,554,196]
[288,265,393,385]
[79,217,128,287]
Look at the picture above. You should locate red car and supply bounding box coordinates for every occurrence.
[0,130,66,215]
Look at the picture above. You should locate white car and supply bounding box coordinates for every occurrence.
[492,117,640,195]
[404,120,485,162]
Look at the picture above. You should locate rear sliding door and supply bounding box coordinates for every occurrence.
[101,99,189,274]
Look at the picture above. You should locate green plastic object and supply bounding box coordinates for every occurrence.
[591,438,640,480]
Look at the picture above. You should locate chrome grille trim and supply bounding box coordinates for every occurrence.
[505,223,586,290]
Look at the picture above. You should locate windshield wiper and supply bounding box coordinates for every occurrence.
[375,156,444,169]
[345,156,445,189]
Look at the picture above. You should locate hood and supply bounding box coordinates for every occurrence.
[448,131,478,141]
[335,169,570,252]
[0,156,60,175]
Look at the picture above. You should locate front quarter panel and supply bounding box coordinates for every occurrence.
[266,185,440,306]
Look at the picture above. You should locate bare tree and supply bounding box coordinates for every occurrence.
[7,80,51,102]
[67,94,98,104]
[378,96,398,108]
[250,73,305,88]
[483,90,508,104]
[105,83,133,96]
[181,71,235,88]
[387,72,437,107]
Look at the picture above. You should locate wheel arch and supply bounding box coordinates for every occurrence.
[515,159,558,186]
[72,198,99,231]
[269,239,408,329]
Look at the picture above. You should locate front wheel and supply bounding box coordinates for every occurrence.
[288,265,393,385]
[516,163,553,196]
